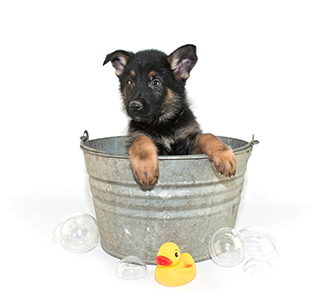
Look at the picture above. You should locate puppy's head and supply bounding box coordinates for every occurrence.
[103,45,197,123]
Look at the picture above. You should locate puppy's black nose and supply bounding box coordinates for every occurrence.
[129,101,143,111]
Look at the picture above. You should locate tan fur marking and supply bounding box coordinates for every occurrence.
[173,73,183,81]
[161,88,177,113]
[148,70,157,77]
[130,70,136,77]
[167,88,175,101]
[193,134,236,177]
[128,136,159,185]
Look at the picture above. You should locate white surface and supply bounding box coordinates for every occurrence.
[1,1,320,292]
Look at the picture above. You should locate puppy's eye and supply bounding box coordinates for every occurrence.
[152,79,161,87]
[128,79,133,86]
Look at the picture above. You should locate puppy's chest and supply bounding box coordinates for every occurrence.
[130,118,198,155]
[153,134,175,154]
[152,131,192,155]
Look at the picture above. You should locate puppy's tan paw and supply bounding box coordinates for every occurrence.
[192,133,237,178]
[211,148,236,177]
[128,136,159,186]
[131,156,159,185]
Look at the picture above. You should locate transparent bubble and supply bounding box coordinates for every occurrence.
[115,256,148,280]
[242,258,274,279]
[239,227,279,260]
[209,227,246,267]
[52,213,100,253]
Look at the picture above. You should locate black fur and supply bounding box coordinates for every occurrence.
[103,45,201,155]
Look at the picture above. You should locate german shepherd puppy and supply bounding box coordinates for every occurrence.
[103,45,236,187]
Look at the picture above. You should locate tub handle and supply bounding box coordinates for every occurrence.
[80,130,89,143]
[250,134,259,146]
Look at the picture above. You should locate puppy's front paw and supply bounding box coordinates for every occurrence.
[128,136,159,186]
[131,156,159,185]
[211,148,236,178]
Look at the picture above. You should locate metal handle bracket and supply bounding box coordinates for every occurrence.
[250,134,259,146]
[80,130,89,143]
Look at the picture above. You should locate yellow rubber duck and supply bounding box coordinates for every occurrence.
[155,242,196,287]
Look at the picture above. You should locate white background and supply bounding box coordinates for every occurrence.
[1,0,320,292]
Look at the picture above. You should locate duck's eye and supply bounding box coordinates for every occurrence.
[175,252,179,257]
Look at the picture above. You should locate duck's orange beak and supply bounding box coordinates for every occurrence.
[156,255,172,266]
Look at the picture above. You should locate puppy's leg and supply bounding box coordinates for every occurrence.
[192,134,236,177]
[128,136,159,185]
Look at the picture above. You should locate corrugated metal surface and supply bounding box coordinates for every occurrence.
[81,134,257,264]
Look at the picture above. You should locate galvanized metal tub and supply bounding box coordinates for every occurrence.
[80,133,257,264]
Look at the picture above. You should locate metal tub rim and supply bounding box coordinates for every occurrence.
[80,134,258,159]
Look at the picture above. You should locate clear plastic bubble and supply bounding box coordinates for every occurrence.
[239,227,279,260]
[209,227,246,267]
[52,212,100,253]
[115,256,148,280]
[242,258,274,279]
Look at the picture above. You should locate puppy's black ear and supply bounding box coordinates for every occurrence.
[167,45,198,80]
[103,50,133,76]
